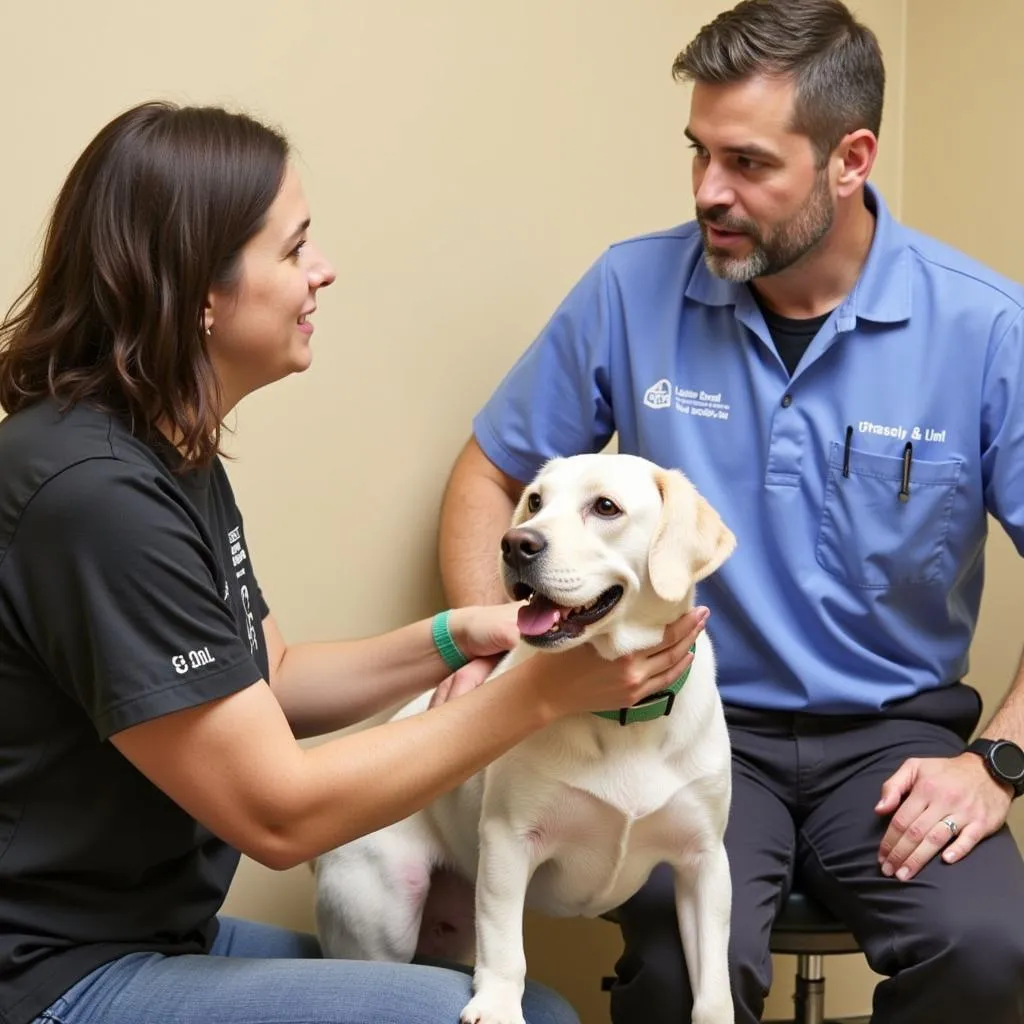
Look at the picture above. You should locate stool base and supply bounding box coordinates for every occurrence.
[762,952,870,1024]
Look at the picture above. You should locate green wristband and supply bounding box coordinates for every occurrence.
[432,610,469,672]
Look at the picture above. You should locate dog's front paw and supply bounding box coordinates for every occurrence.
[459,985,526,1024]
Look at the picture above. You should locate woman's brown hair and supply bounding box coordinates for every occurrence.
[0,100,289,465]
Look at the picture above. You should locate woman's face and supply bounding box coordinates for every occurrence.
[205,163,335,408]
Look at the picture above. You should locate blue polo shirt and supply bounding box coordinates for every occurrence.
[473,186,1024,713]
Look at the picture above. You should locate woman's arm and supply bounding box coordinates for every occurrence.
[262,604,521,738]
[110,608,703,871]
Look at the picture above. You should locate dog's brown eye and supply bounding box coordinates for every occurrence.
[594,497,621,517]
[527,492,542,513]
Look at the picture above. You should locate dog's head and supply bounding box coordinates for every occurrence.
[500,453,735,658]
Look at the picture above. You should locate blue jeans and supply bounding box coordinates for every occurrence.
[32,916,579,1024]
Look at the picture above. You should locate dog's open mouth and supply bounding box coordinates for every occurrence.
[512,583,624,645]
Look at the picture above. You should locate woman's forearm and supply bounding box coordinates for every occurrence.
[271,618,452,738]
[245,657,558,868]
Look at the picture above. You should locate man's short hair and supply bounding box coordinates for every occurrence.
[673,0,885,166]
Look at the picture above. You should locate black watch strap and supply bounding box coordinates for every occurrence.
[967,738,1024,798]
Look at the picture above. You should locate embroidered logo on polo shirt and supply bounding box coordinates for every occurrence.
[643,378,673,409]
[643,379,732,422]
[858,420,948,444]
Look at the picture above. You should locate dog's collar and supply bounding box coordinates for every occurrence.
[592,644,696,726]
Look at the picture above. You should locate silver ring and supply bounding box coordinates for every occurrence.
[941,816,959,838]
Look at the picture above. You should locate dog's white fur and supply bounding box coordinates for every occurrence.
[315,453,737,1024]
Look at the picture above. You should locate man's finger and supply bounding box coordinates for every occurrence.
[941,821,984,864]
[878,789,929,863]
[876,759,917,815]
[892,817,957,881]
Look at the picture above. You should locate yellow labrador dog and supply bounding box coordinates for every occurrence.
[315,453,736,1024]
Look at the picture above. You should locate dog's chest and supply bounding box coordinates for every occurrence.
[501,716,700,818]
[552,747,686,821]
[505,748,712,916]
[496,727,707,843]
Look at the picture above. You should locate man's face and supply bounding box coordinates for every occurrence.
[687,75,836,282]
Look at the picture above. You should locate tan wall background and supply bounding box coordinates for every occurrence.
[0,1,1019,1020]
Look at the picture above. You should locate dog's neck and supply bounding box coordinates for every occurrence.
[591,644,696,726]
[584,589,697,726]
[587,590,694,662]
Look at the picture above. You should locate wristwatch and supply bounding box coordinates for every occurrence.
[966,738,1024,799]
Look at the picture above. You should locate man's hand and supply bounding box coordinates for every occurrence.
[876,752,1013,881]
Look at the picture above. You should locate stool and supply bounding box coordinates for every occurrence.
[599,887,870,1024]
[765,887,870,1024]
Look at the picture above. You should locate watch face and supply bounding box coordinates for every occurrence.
[992,742,1024,781]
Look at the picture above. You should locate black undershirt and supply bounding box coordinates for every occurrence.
[752,287,833,377]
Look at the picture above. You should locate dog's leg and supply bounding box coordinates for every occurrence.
[315,823,437,962]
[675,841,734,1024]
[459,817,537,1024]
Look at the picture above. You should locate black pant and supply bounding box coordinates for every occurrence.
[609,685,1024,1023]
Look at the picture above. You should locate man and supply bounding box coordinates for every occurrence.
[437,1,1024,1022]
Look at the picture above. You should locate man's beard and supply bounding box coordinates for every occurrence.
[698,171,834,283]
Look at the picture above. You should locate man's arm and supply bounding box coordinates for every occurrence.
[877,310,1024,879]
[438,437,526,606]
[976,650,1024,749]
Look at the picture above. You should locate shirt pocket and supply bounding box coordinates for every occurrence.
[815,442,962,589]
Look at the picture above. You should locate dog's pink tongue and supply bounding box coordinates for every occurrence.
[517,598,560,637]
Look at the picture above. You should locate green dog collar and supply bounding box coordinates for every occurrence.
[592,644,696,726]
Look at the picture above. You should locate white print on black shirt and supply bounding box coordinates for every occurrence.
[227,525,260,655]
[172,647,217,674]
[240,584,259,655]
[227,524,248,579]
[167,526,257,674]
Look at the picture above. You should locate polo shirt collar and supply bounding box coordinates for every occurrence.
[683,182,912,326]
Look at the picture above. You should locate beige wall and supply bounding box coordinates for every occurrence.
[903,0,1024,852]
[0,2,1020,1021]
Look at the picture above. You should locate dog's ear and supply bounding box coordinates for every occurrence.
[690,491,737,583]
[648,469,736,601]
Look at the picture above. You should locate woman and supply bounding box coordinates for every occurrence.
[0,101,704,1024]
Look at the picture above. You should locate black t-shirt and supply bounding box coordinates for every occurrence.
[752,287,833,377]
[0,398,270,1024]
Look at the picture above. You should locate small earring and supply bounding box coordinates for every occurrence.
[205,325,212,336]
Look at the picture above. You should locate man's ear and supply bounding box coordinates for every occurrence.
[648,469,736,601]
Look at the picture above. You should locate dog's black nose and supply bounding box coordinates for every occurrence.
[501,528,547,571]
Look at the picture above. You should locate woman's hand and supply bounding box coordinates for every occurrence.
[425,604,520,710]
[531,606,710,719]
[446,602,521,660]
[428,655,505,709]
